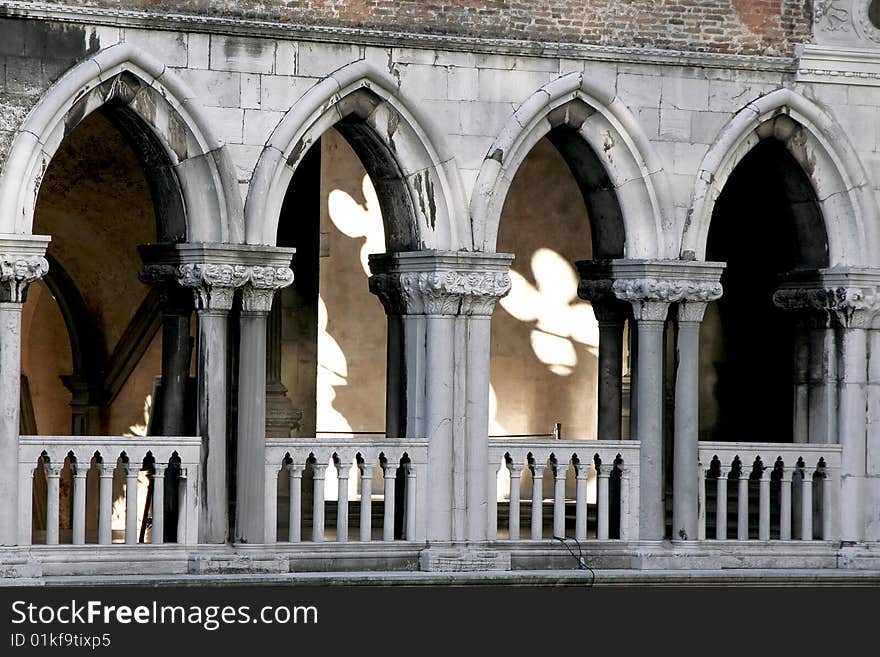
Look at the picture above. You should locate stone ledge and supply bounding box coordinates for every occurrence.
[419,546,512,572]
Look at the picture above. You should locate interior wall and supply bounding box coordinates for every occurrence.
[23,110,164,436]
[491,137,597,439]
[279,128,387,437]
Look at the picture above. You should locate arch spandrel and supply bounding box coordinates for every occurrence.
[683,88,878,267]
[245,61,469,252]
[471,71,673,259]
[0,42,243,244]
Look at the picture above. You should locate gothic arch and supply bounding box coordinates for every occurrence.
[245,60,470,251]
[683,88,878,266]
[0,42,244,243]
[470,71,673,257]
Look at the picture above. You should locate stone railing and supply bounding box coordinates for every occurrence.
[488,439,640,542]
[18,436,201,546]
[697,442,842,541]
[265,438,429,544]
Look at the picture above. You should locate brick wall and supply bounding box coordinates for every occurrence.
[57,1,813,56]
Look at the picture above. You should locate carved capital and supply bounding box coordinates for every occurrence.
[677,301,709,324]
[0,254,49,302]
[178,263,247,312]
[772,286,880,328]
[241,286,276,313]
[369,269,511,317]
[613,278,721,323]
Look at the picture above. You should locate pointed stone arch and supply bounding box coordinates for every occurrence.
[470,71,673,257]
[683,88,879,267]
[0,42,244,243]
[245,60,469,251]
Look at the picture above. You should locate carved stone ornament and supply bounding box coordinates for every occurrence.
[772,286,880,327]
[612,278,722,323]
[369,269,512,317]
[141,263,294,312]
[0,254,49,302]
[178,263,247,311]
[612,278,723,304]
[815,0,851,33]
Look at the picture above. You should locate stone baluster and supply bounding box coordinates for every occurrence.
[575,460,589,541]
[358,461,373,542]
[716,464,729,540]
[405,463,417,541]
[264,463,279,544]
[288,462,304,543]
[801,464,813,541]
[821,464,834,541]
[737,463,749,541]
[780,464,793,541]
[0,235,50,546]
[697,460,706,541]
[530,461,546,540]
[552,459,568,539]
[311,462,327,543]
[336,459,351,543]
[44,459,61,546]
[597,463,610,540]
[758,461,771,541]
[98,460,115,545]
[151,463,165,545]
[508,462,523,541]
[382,458,397,542]
[125,460,140,545]
[72,461,87,545]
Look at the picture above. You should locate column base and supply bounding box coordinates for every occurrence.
[419,544,512,572]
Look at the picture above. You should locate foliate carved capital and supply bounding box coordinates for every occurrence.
[612,278,723,304]
[241,287,276,313]
[141,262,294,313]
[772,286,880,328]
[612,278,722,323]
[0,254,49,303]
[677,302,709,324]
[369,269,511,317]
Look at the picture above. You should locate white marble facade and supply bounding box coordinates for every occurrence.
[3,2,880,580]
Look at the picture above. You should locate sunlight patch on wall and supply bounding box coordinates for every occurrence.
[499,248,599,376]
[327,174,385,277]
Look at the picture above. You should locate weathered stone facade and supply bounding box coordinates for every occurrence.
[2,1,880,583]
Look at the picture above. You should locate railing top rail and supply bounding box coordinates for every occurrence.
[489,438,640,450]
[18,436,202,465]
[20,435,202,447]
[698,441,843,455]
[267,437,429,447]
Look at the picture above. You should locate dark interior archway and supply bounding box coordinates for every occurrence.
[702,138,828,443]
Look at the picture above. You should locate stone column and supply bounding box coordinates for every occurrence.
[369,252,513,548]
[178,263,239,544]
[775,271,880,543]
[577,264,628,441]
[834,309,869,542]
[673,299,715,541]
[611,260,725,542]
[235,263,294,544]
[0,235,50,546]
[265,297,302,438]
